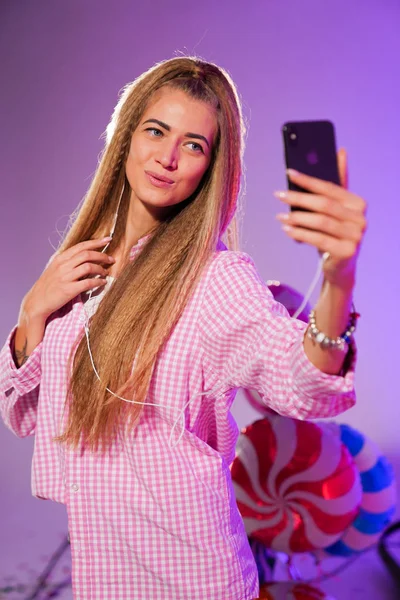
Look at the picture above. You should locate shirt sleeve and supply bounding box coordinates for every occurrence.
[197,251,356,420]
[0,326,42,437]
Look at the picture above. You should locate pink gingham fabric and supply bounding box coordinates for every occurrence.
[0,238,356,599]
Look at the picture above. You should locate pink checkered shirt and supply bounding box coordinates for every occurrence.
[0,237,356,599]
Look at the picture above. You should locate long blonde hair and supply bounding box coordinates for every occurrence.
[57,57,246,451]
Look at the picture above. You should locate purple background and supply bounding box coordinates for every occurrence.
[1,1,399,597]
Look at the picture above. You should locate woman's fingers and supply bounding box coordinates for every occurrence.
[274,190,367,228]
[59,237,113,262]
[72,263,109,282]
[276,210,363,244]
[70,277,108,295]
[26,238,115,321]
[286,169,366,213]
[53,243,115,279]
[279,223,358,259]
[68,249,115,269]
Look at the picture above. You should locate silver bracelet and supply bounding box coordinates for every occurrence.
[307,308,358,352]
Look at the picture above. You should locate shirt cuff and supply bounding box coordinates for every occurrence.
[287,334,356,419]
[0,326,43,395]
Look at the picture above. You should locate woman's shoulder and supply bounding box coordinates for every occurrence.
[203,243,267,298]
[213,239,255,266]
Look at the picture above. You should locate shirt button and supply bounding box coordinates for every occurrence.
[71,483,79,492]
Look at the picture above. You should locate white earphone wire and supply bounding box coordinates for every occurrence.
[82,182,224,448]
[291,252,330,319]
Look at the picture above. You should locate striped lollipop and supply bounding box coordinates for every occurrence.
[231,415,362,554]
[318,423,396,557]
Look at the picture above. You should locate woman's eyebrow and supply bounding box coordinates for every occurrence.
[143,118,210,148]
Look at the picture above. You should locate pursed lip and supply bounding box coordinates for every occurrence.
[145,170,175,184]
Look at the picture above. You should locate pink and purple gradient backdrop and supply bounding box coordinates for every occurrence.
[1,1,399,597]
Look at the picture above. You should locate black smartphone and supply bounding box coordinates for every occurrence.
[282,120,340,211]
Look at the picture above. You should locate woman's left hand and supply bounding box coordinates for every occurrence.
[275,148,367,291]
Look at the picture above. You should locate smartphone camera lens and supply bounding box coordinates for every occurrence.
[286,125,298,146]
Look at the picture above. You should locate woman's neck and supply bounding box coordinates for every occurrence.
[124,191,173,249]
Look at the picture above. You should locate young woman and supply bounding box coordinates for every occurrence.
[0,57,366,599]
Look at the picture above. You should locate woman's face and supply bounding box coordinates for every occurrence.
[125,87,218,220]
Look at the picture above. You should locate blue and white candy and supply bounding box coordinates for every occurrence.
[320,423,396,557]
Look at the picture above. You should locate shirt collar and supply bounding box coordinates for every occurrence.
[129,232,153,261]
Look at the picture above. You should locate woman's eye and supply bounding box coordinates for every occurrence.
[146,127,163,137]
[187,141,204,153]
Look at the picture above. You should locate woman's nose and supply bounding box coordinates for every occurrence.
[156,142,178,170]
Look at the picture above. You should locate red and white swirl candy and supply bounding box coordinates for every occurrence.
[231,415,362,554]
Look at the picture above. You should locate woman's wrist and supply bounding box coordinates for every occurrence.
[314,279,354,336]
[307,306,358,351]
[14,304,47,368]
[302,279,356,375]
[21,292,50,324]
[322,266,356,296]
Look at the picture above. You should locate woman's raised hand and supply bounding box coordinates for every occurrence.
[275,149,367,292]
[23,237,115,321]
